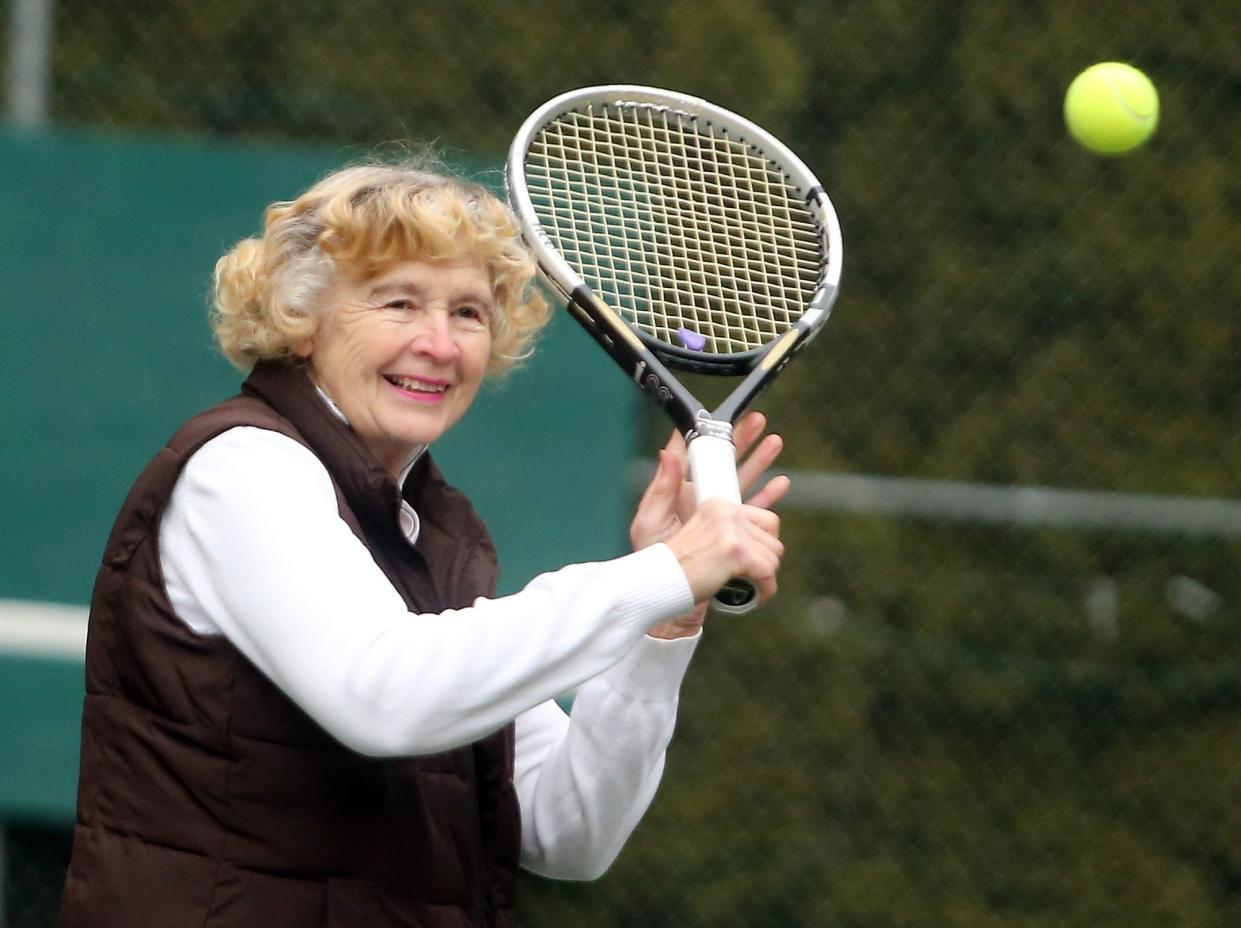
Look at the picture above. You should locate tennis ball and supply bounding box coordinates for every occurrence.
[1063,62,1159,155]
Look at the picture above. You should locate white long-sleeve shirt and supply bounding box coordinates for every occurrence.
[157,425,699,879]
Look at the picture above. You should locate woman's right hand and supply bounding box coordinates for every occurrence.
[664,498,783,606]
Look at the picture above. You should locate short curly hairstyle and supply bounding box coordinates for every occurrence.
[211,161,551,375]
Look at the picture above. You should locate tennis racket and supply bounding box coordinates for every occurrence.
[506,85,843,613]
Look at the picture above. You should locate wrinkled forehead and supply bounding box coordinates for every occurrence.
[337,250,496,294]
[363,258,494,299]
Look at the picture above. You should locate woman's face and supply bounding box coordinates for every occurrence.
[305,258,494,476]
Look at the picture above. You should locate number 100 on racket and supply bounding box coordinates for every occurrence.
[507,85,843,613]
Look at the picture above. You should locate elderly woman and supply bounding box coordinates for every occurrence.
[57,162,787,928]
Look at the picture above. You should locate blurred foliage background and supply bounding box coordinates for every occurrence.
[5,0,1241,925]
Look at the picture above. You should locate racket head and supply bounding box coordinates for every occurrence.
[506,85,843,376]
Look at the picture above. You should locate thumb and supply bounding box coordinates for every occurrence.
[648,449,684,501]
[631,449,687,550]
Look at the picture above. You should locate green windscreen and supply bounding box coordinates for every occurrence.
[0,129,638,819]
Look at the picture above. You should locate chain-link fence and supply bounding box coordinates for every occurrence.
[4,0,1241,925]
[1,825,71,928]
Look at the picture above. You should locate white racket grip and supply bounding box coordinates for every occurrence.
[687,434,742,506]
[687,434,759,615]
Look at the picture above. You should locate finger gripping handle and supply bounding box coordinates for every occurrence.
[687,433,759,615]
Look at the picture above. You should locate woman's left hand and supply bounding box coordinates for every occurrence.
[630,411,791,639]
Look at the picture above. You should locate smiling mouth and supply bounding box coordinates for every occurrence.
[384,374,448,395]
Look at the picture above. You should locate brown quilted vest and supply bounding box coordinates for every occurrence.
[58,361,521,928]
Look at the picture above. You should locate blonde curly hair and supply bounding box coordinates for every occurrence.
[211,161,551,375]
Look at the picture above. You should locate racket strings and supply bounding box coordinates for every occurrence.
[525,102,825,354]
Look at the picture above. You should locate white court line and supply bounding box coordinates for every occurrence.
[0,600,88,662]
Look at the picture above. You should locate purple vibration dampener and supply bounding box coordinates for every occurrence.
[677,327,707,351]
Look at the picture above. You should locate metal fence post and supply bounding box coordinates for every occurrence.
[5,0,56,128]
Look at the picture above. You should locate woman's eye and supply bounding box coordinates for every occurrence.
[384,299,414,311]
[456,306,487,323]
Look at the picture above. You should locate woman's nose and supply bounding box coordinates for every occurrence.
[410,310,459,361]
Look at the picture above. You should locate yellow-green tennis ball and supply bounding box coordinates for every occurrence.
[1064,62,1159,155]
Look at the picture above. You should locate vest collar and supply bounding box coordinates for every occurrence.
[241,360,404,539]
[239,360,493,604]
[309,381,429,488]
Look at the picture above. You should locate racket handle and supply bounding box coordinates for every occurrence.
[686,433,759,615]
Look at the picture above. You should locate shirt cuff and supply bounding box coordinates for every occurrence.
[599,628,700,704]
[608,543,696,635]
